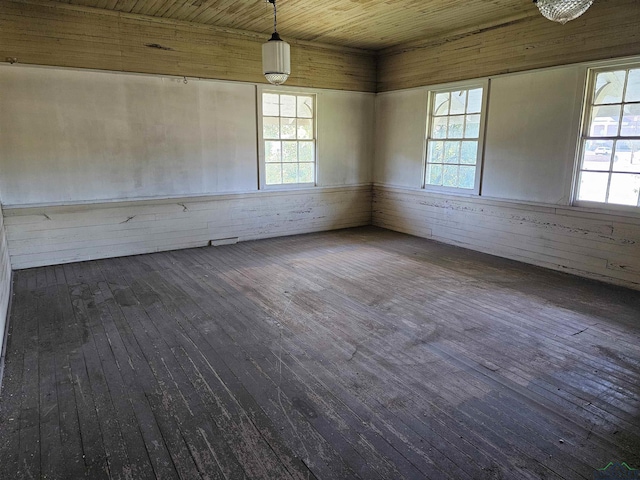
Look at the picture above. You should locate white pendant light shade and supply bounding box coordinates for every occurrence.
[534,0,594,24]
[262,33,291,85]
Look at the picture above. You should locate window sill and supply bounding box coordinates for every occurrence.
[260,183,317,191]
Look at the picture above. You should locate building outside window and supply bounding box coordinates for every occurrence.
[576,65,640,207]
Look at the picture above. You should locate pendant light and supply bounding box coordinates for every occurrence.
[533,0,594,24]
[262,0,291,85]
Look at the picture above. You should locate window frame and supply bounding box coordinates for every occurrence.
[573,62,640,211]
[257,85,318,190]
[422,79,489,196]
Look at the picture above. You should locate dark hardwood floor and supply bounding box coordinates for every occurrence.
[0,226,639,479]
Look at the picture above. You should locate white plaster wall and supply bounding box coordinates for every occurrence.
[317,90,375,186]
[482,66,586,204]
[0,66,258,204]
[0,65,374,207]
[373,66,587,205]
[373,88,428,189]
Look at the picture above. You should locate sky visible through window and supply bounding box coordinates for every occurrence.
[577,67,640,206]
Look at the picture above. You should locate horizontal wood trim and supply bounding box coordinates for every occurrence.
[0,0,376,92]
[372,185,640,290]
[2,184,372,213]
[377,0,640,91]
[4,186,373,269]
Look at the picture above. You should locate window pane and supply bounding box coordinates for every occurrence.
[621,104,640,136]
[428,141,444,164]
[589,105,621,137]
[263,117,280,139]
[263,93,279,116]
[265,164,282,185]
[299,163,314,183]
[443,141,460,164]
[262,93,315,187]
[608,173,640,206]
[442,165,459,187]
[464,114,480,138]
[281,118,296,139]
[297,96,314,118]
[426,86,483,192]
[299,142,314,162]
[283,163,298,184]
[613,140,640,173]
[434,92,449,115]
[582,140,613,171]
[265,141,281,163]
[625,69,640,102]
[578,171,608,202]
[426,164,443,186]
[297,119,313,139]
[280,95,296,117]
[282,141,297,162]
[448,116,464,139]
[467,88,482,113]
[460,141,478,165]
[578,67,640,208]
[432,117,448,139]
[450,91,466,115]
[594,70,625,105]
[459,166,476,189]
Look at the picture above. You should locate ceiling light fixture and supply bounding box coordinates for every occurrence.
[262,0,291,85]
[533,0,594,24]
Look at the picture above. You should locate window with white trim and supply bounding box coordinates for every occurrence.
[261,92,316,186]
[576,65,640,207]
[425,85,486,193]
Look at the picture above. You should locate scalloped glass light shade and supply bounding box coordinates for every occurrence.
[264,72,289,85]
[262,39,291,85]
[535,0,594,24]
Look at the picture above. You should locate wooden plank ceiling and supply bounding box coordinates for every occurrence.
[43,0,539,50]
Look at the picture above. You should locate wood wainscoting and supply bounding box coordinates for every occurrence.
[0,206,13,381]
[3,185,372,270]
[372,185,640,290]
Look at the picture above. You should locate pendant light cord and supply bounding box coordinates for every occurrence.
[270,0,278,33]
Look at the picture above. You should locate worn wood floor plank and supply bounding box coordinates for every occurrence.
[198,240,568,477]
[119,253,351,480]
[175,243,482,480]
[1,226,639,479]
[0,271,30,479]
[206,249,560,478]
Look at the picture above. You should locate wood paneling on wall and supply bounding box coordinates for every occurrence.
[0,0,376,92]
[4,186,372,269]
[377,0,640,92]
[0,207,13,380]
[372,186,640,290]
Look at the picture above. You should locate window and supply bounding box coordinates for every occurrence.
[576,65,640,207]
[425,85,486,193]
[261,92,316,187]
